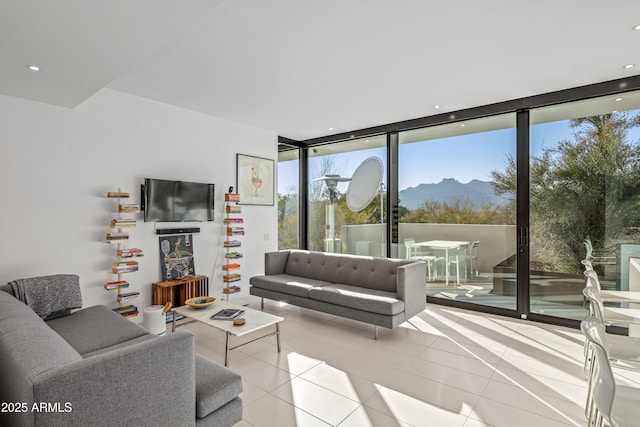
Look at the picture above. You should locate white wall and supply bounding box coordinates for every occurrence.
[0,89,278,317]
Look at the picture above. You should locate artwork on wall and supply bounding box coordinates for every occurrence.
[236,153,275,205]
[159,234,195,279]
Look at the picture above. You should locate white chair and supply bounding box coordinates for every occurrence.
[447,243,469,286]
[404,238,441,281]
[584,239,616,267]
[580,316,640,427]
[469,240,479,277]
[582,285,640,327]
[584,269,640,304]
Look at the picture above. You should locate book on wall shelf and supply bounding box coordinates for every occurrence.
[105,280,129,291]
[106,190,142,319]
[222,285,241,294]
[222,193,243,301]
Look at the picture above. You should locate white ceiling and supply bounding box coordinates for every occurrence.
[2,0,640,141]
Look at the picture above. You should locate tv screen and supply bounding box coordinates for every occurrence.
[144,178,214,222]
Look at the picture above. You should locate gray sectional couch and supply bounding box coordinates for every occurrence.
[0,277,242,427]
[249,250,426,337]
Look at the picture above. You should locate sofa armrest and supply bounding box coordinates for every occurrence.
[32,330,196,427]
[265,251,290,275]
[396,261,427,320]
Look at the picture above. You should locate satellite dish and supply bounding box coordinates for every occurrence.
[346,157,383,212]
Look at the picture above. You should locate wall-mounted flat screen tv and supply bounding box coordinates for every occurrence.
[143,178,214,222]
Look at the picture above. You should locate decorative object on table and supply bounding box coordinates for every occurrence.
[158,234,194,279]
[210,308,245,320]
[233,317,246,326]
[222,193,244,300]
[236,153,274,205]
[185,296,216,309]
[106,190,142,318]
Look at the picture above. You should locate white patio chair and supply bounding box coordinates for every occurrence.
[580,315,640,427]
[404,238,441,281]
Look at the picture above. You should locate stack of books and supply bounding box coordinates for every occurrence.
[165,311,184,324]
[226,226,245,236]
[222,285,241,294]
[222,263,241,271]
[223,274,241,283]
[112,261,139,274]
[225,252,243,259]
[225,193,240,202]
[104,280,129,291]
[223,217,244,224]
[117,248,144,258]
[118,204,140,213]
[225,205,241,214]
[106,232,129,243]
[116,291,140,303]
[110,219,136,228]
[112,305,138,317]
[224,240,241,248]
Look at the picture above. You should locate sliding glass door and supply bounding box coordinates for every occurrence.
[398,114,518,310]
[529,91,640,321]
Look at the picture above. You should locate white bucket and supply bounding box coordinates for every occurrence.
[143,305,167,335]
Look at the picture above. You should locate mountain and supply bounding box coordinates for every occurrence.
[399,178,509,210]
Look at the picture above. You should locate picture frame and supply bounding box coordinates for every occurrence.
[236,154,275,205]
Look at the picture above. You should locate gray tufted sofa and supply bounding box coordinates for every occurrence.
[249,250,426,337]
[0,280,242,427]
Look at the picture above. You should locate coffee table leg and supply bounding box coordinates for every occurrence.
[172,310,176,333]
[225,332,230,367]
[276,323,281,353]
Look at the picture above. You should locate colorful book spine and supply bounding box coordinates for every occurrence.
[105,280,129,290]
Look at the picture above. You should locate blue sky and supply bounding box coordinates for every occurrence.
[278,117,640,195]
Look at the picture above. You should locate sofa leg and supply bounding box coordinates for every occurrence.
[374,325,378,340]
[261,298,264,310]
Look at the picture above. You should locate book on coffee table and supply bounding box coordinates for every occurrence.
[210,308,245,320]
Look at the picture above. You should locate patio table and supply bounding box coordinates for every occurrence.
[412,240,469,287]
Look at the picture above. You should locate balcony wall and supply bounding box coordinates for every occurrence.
[342,223,517,274]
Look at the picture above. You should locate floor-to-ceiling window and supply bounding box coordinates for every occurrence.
[307,136,387,256]
[398,114,518,310]
[277,77,640,326]
[277,148,300,249]
[529,90,640,321]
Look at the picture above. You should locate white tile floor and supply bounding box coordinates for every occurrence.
[181,296,591,427]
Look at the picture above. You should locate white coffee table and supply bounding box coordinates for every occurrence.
[172,300,283,366]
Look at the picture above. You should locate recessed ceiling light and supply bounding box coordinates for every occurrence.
[25,64,40,72]
[633,24,640,31]
[460,124,466,127]
[612,110,618,113]
[623,64,635,69]
[328,127,334,131]
[434,105,440,109]
[615,97,623,102]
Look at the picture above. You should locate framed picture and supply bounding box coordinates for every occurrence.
[236,154,275,205]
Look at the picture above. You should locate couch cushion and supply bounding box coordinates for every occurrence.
[0,291,82,399]
[46,305,149,355]
[195,355,243,418]
[308,284,405,315]
[81,334,157,358]
[250,273,331,297]
[283,250,412,292]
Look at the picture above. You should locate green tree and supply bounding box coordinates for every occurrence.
[400,198,512,225]
[491,112,640,272]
